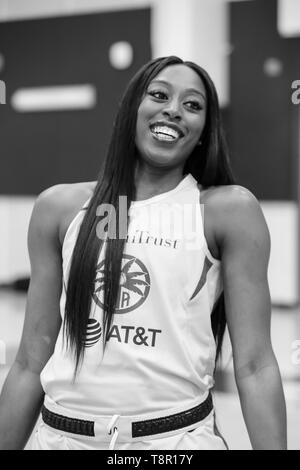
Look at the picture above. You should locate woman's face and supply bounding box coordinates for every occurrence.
[135,64,207,170]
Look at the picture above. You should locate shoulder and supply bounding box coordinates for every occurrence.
[200,185,270,256]
[30,181,97,246]
[201,184,265,223]
[201,184,257,208]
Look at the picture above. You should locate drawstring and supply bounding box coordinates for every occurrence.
[107,414,120,450]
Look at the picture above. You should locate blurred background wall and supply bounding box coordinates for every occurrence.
[0,0,300,449]
[0,0,299,307]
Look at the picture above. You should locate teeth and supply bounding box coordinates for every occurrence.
[155,133,174,141]
[152,125,180,139]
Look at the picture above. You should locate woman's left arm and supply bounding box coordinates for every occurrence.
[217,186,287,450]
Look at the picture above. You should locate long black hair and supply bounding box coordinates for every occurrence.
[63,56,235,373]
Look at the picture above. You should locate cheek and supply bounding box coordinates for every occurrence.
[135,117,146,149]
[136,103,149,130]
[190,115,206,139]
[136,106,145,133]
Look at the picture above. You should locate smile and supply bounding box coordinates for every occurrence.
[149,124,183,143]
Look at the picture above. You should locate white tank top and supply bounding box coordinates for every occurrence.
[41,174,223,415]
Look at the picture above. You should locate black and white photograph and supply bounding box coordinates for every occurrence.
[0,0,299,452]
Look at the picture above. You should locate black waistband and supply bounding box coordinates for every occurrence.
[41,392,213,438]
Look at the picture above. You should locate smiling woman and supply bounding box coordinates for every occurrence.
[0,56,287,451]
[135,65,206,170]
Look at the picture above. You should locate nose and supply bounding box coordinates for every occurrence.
[162,99,182,120]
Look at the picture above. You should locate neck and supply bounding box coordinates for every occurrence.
[134,162,186,201]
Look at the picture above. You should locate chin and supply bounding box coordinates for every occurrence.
[148,158,183,170]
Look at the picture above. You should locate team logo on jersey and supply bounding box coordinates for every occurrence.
[93,254,150,313]
[84,318,102,348]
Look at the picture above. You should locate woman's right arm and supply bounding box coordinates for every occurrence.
[0,187,64,450]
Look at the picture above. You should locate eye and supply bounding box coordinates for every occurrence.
[185,101,202,111]
[147,90,168,100]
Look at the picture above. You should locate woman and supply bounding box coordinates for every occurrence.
[0,56,287,450]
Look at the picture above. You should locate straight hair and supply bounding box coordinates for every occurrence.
[63,56,236,374]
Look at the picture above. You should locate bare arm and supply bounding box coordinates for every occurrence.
[217,186,287,450]
[0,187,64,450]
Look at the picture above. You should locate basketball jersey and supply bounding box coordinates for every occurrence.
[40,174,223,416]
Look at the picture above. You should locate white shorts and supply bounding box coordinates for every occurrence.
[31,394,228,450]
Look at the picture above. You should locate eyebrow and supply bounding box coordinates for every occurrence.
[149,79,206,101]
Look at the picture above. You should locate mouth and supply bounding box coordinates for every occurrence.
[149,122,184,144]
